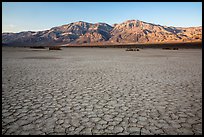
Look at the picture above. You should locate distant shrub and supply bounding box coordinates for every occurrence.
[49,46,61,50]
[126,48,140,51]
[162,47,178,50]
[162,47,171,50]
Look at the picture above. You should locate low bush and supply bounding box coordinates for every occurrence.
[126,48,140,51]
[49,46,61,50]
[162,47,179,50]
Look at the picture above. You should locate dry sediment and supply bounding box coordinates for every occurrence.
[2,47,202,135]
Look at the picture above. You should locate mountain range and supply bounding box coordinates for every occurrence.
[2,20,202,46]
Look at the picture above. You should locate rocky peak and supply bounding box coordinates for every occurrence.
[73,21,91,27]
[2,19,202,46]
[113,19,147,31]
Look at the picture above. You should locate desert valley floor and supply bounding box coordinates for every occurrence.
[2,47,202,135]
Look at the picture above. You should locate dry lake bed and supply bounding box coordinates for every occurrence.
[2,47,202,135]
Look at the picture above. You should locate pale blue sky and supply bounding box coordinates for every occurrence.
[2,2,202,33]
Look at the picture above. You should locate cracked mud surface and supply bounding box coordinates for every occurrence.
[2,47,202,135]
